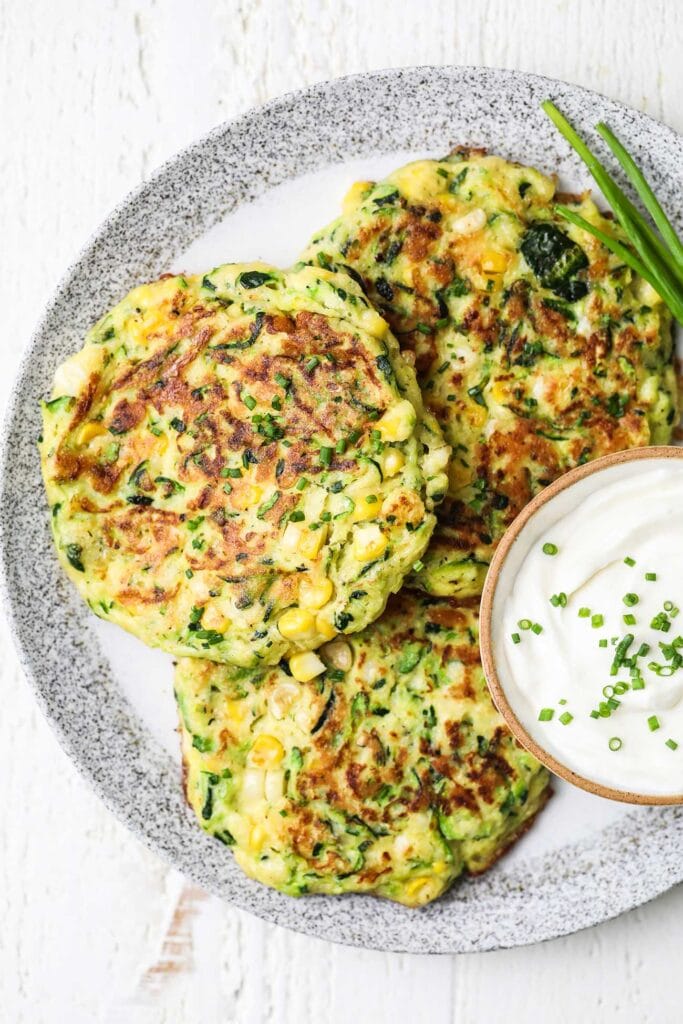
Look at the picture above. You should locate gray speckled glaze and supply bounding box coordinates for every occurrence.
[3,67,683,954]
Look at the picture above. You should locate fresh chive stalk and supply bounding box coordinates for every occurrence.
[543,100,683,324]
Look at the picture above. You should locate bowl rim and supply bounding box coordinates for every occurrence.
[480,445,683,806]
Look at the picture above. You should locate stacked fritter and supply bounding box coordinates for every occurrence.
[303,151,677,596]
[41,149,678,906]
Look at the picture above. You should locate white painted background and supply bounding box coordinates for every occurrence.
[2,2,683,1021]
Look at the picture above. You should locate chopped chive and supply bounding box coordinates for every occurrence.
[632,676,645,690]
[550,591,567,608]
[242,393,256,411]
[623,613,637,626]
[637,643,651,657]
[624,556,636,567]
[590,710,600,719]
[225,467,242,478]
[602,685,615,698]
[518,619,532,631]
[591,614,604,629]
[335,438,347,455]
[306,356,320,372]
[531,622,543,635]
[599,639,608,648]
[623,593,639,607]
[319,446,333,467]
[648,715,661,732]
[559,698,567,706]
[296,477,308,491]
[608,737,623,752]
[559,711,573,725]
[542,542,558,556]
[664,600,675,612]
[666,738,679,751]
[645,572,657,582]
[511,632,521,645]
[538,708,554,722]
[578,607,591,618]
[222,482,232,494]
[274,372,291,389]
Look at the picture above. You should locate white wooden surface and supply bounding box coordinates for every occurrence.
[2,2,683,1021]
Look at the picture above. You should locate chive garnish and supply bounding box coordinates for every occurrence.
[511,632,521,644]
[666,739,679,751]
[518,619,532,631]
[591,614,604,629]
[648,716,661,732]
[543,100,683,325]
[538,708,554,722]
[608,737,623,752]
[559,711,573,725]
[599,639,608,648]
[624,556,636,567]
[623,613,637,626]
[623,593,639,607]
[645,572,657,582]
[319,446,333,467]
[578,607,590,618]
[542,542,558,556]
[242,393,256,410]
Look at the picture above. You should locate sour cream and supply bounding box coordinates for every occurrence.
[491,455,683,798]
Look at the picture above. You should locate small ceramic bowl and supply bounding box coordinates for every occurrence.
[480,445,683,805]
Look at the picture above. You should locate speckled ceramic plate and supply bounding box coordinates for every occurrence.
[3,67,683,954]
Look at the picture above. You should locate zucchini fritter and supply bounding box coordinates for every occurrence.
[177,592,550,906]
[302,152,678,596]
[40,263,449,667]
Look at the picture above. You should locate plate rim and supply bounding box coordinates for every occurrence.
[3,64,683,954]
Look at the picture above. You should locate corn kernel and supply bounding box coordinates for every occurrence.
[481,249,509,274]
[383,449,405,478]
[353,523,387,561]
[282,521,302,550]
[451,207,487,237]
[351,494,379,522]
[299,576,334,609]
[76,422,106,445]
[202,605,231,633]
[225,699,247,723]
[289,650,326,682]
[343,179,373,214]
[269,681,300,720]
[248,734,285,768]
[321,639,353,671]
[249,822,268,852]
[315,610,337,641]
[232,484,263,510]
[405,875,434,900]
[376,400,416,442]
[278,607,317,641]
[490,381,508,404]
[360,308,389,338]
[299,524,327,560]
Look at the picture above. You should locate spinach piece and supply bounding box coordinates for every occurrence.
[375,277,394,302]
[375,353,394,382]
[238,270,274,289]
[65,543,85,573]
[521,222,589,300]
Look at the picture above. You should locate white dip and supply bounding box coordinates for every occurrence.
[493,457,683,796]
